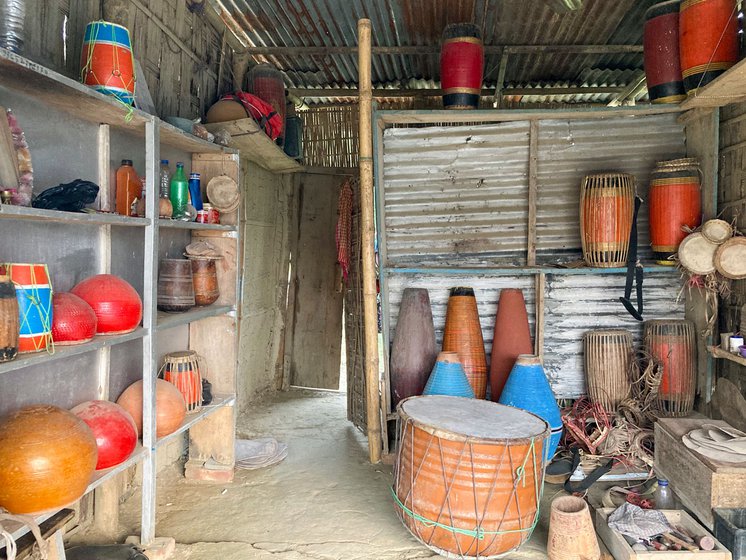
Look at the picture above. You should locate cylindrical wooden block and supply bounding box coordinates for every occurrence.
[442,287,488,399]
[440,23,484,110]
[189,257,220,307]
[580,173,635,268]
[547,496,601,560]
[390,288,438,407]
[157,259,195,313]
[583,330,632,412]
[644,0,687,103]
[680,0,739,95]
[0,274,19,362]
[649,158,702,264]
[645,319,697,417]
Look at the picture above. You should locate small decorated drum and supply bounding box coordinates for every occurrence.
[580,173,635,267]
[677,232,717,275]
[644,320,696,417]
[583,330,632,412]
[701,219,733,244]
[80,21,136,105]
[393,396,549,558]
[1,263,53,353]
[715,237,746,279]
[161,350,203,412]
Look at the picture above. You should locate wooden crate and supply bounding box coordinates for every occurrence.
[595,508,731,560]
[655,418,746,529]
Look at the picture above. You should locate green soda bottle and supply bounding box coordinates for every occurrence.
[169,162,189,218]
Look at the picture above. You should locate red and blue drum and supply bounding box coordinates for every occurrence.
[0,263,53,353]
[80,21,136,105]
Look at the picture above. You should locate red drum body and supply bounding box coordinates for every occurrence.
[644,1,686,103]
[440,23,483,110]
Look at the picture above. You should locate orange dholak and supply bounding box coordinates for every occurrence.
[442,287,487,399]
[547,496,601,560]
[490,288,533,401]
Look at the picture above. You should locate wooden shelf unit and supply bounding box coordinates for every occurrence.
[0,51,242,547]
[708,345,746,367]
[680,57,746,110]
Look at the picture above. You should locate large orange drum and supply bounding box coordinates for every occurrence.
[580,173,635,267]
[649,158,702,264]
[393,396,549,558]
[679,0,739,95]
[644,319,696,417]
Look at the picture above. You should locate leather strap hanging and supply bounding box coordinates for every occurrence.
[620,196,644,321]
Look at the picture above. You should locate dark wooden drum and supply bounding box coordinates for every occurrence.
[157,259,195,313]
[644,0,686,103]
[679,0,739,94]
[440,23,483,110]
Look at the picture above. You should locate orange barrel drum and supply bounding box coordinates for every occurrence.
[644,0,686,103]
[442,287,488,399]
[393,396,549,558]
[246,63,286,143]
[679,0,739,95]
[80,21,135,105]
[649,158,702,264]
[644,319,696,417]
[440,23,484,110]
[580,173,635,268]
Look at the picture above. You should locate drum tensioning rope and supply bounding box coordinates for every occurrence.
[391,436,546,541]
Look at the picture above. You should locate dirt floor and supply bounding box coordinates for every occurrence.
[98,389,565,559]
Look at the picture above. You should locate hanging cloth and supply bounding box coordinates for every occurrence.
[335,179,353,281]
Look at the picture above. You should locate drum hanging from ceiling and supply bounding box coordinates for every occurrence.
[579,173,635,268]
[644,319,696,417]
[393,396,549,558]
[440,23,484,110]
[679,0,739,95]
[80,21,136,105]
[649,158,702,264]
[643,0,686,103]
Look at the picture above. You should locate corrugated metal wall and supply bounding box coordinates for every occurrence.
[380,113,687,399]
[381,114,686,266]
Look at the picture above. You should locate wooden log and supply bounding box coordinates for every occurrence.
[358,18,382,464]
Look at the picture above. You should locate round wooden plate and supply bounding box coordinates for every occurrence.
[678,232,717,275]
[715,237,746,279]
[701,219,733,245]
[206,175,239,212]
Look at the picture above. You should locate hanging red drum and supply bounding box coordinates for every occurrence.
[0,405,97,514]
[116,379,186,439]
[71,274,142,334]
[52,292,98,345]
[679,0,739,95]
[440,23,483,110]
[71,400,138,470]
[644,0,686,103]
[649,158,702,264]
[442,287,488,399]
[246,63,286,143]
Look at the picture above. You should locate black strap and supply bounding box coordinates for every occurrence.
[620,195,644,321]
[564,455,614,494]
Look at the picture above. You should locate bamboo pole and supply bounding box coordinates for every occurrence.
[358,18,382,463]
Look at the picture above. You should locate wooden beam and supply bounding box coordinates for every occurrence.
[535,273,546,357]
[606,71,647,107]
[358,19,382,464]
[243,44,643,56]
[493,50,510,108]
[527,121,539,265]
[289,86,624,98]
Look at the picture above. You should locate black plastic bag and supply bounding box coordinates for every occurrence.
[32,179,99,212]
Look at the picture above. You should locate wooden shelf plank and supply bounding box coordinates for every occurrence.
[204,118,303,174]
[708,345,746,366]
[158,120,235,155]
[158,218,237,232]
[0,328,147,376]
[384,263,678,276]
[156,305,234,330]
[680,57,746,110]
[0,205,151,226]
[155,394,236,448]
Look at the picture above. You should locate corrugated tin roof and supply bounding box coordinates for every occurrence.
[210,0,654,98]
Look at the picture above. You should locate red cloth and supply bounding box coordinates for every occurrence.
[335,179,353,281]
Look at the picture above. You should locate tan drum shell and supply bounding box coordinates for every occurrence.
[677,232,717,275]
[715,237,746,280]
[583,330,632,412]
[701,219,733,245]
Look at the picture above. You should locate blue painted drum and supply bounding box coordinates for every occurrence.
[80,21,136,105]
[422,351,475,398]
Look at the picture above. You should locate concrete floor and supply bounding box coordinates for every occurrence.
[116,389,558,559]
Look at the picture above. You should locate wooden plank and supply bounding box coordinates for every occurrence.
[3,509,75,560]
[290,86,623,99]
[204,119,303,174]
[281,176,301,391]
[680,57,746,110]
[0,105,19,189]
[184,405,235,483]
[709,344,746,367]
[527,120,538,265]
[242,44,644,56]
[93,477,120,538]
[535,273,546,357]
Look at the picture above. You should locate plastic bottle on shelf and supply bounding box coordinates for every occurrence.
[169,162,188,219]
[158,160,173,218]
[115,160,141,216]
[654,479,675,509]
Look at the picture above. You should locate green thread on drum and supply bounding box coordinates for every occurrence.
[391,437,546,540]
